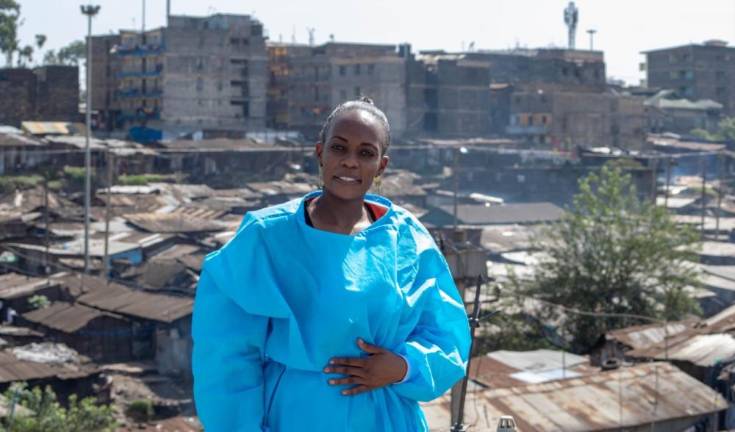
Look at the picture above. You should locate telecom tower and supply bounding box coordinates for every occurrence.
[564,1,579,50]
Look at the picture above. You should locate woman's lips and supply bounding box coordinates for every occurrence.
[334,176,362,184]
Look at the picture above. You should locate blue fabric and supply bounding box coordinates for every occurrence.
[192,191,471,431]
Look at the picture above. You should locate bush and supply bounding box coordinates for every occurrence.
[2,382,116,432]
[28,295,50,310]
[0,175,42,193]
[125,399,154,423]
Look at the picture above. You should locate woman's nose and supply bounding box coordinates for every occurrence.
[341,153,359,168]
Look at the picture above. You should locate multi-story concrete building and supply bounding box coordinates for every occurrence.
[507,89,646,150]
[267,42,409,139]
[0,66,79,127]
[406,53,492,137]
[89,34,122,130]
[92,13,267,135]
[643,40,735,116]
[482,48,606,92]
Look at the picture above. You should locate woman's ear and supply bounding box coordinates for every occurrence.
[377,155,390,177]
[315,142,323,165]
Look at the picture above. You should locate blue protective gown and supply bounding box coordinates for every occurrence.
[192,192,471,431]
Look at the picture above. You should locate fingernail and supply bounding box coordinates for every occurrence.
[329,380,335,385]
[323,367,330,373]
[329,360,335,364]
[341,390,348,395]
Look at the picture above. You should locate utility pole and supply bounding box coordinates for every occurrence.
[142,0,146,33]
[103,151,114,280]
[81,4,101,274]
[587,29,597,51]
[664,157,672,209]
[43,174,49,277]
[700,156,707,240]
[716,152,724,240]
[453,147,468,232]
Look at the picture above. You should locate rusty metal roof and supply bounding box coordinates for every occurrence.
[68,275,192,323]
[606,321,693,351]
[122,212,224,233]
[23,302,126,333]
[0,349,93,383]
[422,362,727,432]
[0,273,59,300]
[627,332,735,367]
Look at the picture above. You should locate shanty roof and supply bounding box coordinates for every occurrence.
[434,203,564,226]
[122,212,224,233]
[480,225,546,253]
[23,302,126,333]
[68,275,192,323]
[647,135,725,153]
[21,122,87,136]
[0,132,44,148]
[0,273,58,300]
[606,321,692,351]
[627,332,735,367]
[0,344,93,383]
[422,362,727,432]
[469,350,595,389]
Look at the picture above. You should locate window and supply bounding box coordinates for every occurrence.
[339,65,346,76]
[230,38,240,45]
[354,64,361,75]
[354,86,361,97]
[196,78,204,91]
[367,64,375,75]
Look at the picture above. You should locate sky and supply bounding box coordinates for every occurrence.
[14,0,735,85]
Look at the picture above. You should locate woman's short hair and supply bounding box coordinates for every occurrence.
[318,97,391,155]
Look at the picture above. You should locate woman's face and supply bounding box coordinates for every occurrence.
[316,109,389,201]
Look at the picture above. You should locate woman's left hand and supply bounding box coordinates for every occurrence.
[325,338,408,396]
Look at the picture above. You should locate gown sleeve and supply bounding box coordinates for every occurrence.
[390,241,471,402]
[192,215,271,432]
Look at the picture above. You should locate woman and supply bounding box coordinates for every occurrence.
[192,98,471,431]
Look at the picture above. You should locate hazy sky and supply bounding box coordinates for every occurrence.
[15,0,735,84]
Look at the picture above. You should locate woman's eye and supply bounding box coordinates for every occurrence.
[360,150,376,157]
[330,144,345,151]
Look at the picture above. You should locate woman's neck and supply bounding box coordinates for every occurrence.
[310,190,370,234]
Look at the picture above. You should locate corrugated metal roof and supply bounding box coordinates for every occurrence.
[123,212,224,233]
[21,122,87,136]
[0,273,58,300]
[0,348,93,383]
[72,276,192,323]
[627,332,735,367]
[422,362,727,432]
[606,321,692,351]
[23,302,126,333]
[436,203,564,225]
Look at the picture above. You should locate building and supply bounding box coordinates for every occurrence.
[267,42,409,139]
[645,89,723,134]
[482,48,606,93]
[91,13,268,136]
[643,40,735,116]
[0,66,79,127]
[407,53,491,137]
[507,89,646,150]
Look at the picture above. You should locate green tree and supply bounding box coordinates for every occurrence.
[57,40,85,65]
[2,383,116,432]
[34,34,45,50]
[513,165,701,352]
[16,44,31,66]
[692,117,735,142]
[0,0,20,66]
